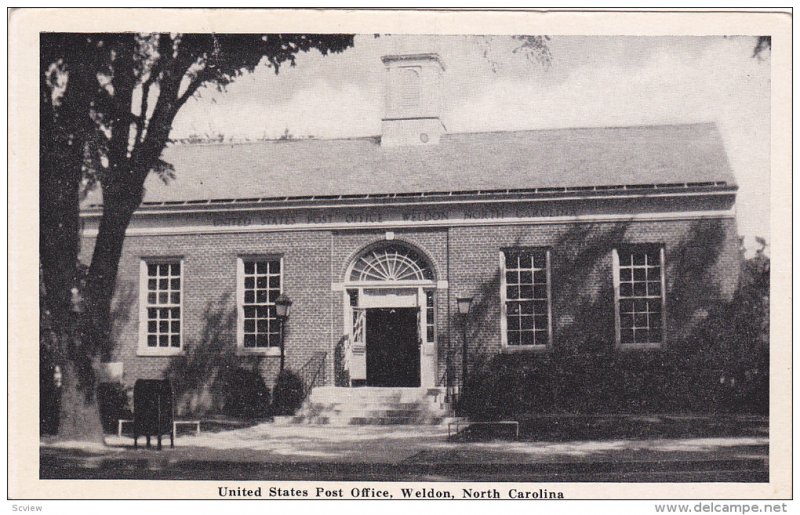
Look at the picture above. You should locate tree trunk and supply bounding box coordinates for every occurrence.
[47,183,142,444]
[55,338,105,442]
[86,187,140,359]
[40,43,102,442]
[39,60,84,321]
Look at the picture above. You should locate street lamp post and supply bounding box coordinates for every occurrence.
[456,295,473,411]
[275,294,293,372]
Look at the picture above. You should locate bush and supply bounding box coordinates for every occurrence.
[220,367,271,419]
[459,240,769,419]
[459,353,556,420]
[458,349,742,419]
[97,382,132,434]
[270,369,306,416]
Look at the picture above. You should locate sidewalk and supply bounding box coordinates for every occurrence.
[40,422,769,482]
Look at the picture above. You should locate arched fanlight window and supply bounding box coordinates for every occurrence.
[349,244,434,282]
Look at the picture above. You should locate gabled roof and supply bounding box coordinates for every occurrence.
[82,122,735,207]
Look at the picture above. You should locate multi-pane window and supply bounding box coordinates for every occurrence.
[615,246,665,345]
[425,290,435,342]
[348,289,360,327]
[502,249,551,347]
[144,261,182,349]
[241,259,282,349]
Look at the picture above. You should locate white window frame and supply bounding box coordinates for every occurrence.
[138,257,184,356]
[499,248,553,351]
[612,246,667,350]
[236,255,284,356]
[424,289,436,344]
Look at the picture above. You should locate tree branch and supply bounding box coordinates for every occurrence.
[130,36,195,180]
[175,69,209,111]
[98,35,139,196]
[134,62,160,147]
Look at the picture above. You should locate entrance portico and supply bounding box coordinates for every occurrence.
[342,242,439,387]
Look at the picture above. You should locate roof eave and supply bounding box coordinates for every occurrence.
[79,183,737,217]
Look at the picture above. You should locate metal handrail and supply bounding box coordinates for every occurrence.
[298,351,327,397]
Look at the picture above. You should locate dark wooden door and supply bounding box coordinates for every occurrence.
[365,308,420,387]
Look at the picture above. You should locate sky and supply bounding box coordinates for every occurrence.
[171,35,771,252]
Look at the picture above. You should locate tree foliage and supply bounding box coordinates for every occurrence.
[40,33,354,439]
[753,36,771,59]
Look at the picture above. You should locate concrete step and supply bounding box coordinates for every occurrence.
[275,416,449,426]
[297,405,450,417]
[305,402,447,411]
[349,416,445,425]
[300,410,449,420]
[309,386,446,399]
[307,396,445,405]
[278,386,454,426]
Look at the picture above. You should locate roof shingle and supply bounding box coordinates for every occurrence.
[84,122,735,206]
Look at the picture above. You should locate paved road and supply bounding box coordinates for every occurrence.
[41,456,768,482]
[40,442,769,482]
[40,426,768,482]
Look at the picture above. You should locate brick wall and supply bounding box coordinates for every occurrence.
[447,217,741,381]
[82,215,741,402]
[82,230,334,397]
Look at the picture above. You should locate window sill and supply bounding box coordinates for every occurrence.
[615,342,663,351]
[137,347,184,357]
[502,344,551,353]
[237,347,281,357]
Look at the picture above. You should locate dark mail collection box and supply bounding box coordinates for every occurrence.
[133,379,174,450]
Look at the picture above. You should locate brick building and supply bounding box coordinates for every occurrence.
[80,53,741,415]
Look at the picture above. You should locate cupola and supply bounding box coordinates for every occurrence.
[380,53,446,147]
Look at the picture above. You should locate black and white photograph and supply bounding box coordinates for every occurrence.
[8,7,791,505]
